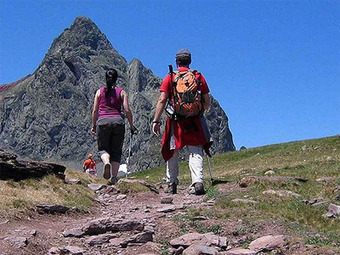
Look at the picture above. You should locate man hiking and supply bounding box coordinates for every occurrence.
[83,153,96,175]
[152,49,212,195]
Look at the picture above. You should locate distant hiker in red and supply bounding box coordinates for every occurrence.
[152,49,212,195]
[83,153,96,175]
[91,68,137,184]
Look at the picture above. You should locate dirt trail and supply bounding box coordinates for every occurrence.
[0,181,338,255]
[0,183,205,255]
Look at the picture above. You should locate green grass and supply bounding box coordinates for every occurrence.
[116,181,150,193]
[1,135,339,251]
[0,168,105,217]
[132,135,340,250]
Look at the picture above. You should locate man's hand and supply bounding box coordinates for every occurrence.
[152,122,161,137]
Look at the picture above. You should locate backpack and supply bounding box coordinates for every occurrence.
[167,68,203,118]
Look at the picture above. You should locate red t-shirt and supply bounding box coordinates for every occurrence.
[159,67,212,161]
[160,67,210,94]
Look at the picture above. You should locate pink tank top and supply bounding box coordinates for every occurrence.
[98,86,123,119]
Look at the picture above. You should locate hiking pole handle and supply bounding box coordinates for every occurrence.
[168,64,173,74]
[168,65,174,84]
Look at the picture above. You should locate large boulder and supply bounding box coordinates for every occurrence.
[0,148,65,181]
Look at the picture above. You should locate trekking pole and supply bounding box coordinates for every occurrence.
[126,133,132,178]
[206,154,214,185]
[126,128,138,178]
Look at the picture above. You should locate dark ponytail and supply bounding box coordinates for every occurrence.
[105,68,118,97]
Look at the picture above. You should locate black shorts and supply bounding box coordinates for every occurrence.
[96,117,125,163]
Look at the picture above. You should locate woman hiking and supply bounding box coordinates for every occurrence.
[91,68,137,184]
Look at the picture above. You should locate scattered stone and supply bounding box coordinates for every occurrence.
[4,236,28,247]
[170,232,228,249]
[264,170,275,175]
[0,219,9,225]
[232,198,258,204]
[161,197,174,204]
[316,177,339,183]
[101,185,120,195]
[60,245,85,255]
[157,205,176,213]
[183,243,219,255]
[87,233,118,246]
[192,216,208,221]
[109,237,125,246]
[67,178,81,184]
[326,156,335,161]
[144,225,155,234]
[223,248,256,255]
[323,203,340,218]
[312,201,329,207]
[88,183,106,191]
[138,253,158,255]
[81,218,144,235]
[175,204,185,210]
[248,235,285,252]
[305,198,329,206]
[63,228,84,238]
[36,204,70,214]
[0,149,66,181]
[117,194,127,200]
[263,189,301,197]
[14,228,37,237]
[47,247,60,255]
[121,231,153,247]
[201,199,216,207]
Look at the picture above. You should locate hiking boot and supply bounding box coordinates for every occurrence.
[108,176,118,185]
[164,183,177,194]
[194,182,205,196]
[103,163,111,180]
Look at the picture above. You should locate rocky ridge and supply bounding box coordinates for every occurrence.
[0,16,235,172]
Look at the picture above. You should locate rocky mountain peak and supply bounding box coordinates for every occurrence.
[70,16,99,32]
[50,16,110,53]
[0,16,235,171]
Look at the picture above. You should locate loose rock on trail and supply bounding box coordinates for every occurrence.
[0,178,339,255]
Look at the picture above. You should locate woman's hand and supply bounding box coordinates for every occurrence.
[91,125,96,136]
[130,125,138,135]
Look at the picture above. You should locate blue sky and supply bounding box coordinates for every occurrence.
[0,0,339,150]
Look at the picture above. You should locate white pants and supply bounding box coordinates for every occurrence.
[85,169,96,176]
[166,145,204,186]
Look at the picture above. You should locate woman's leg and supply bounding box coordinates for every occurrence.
[97,120,112,180]
[101,153,112,179]
[111,161,120,178]
[109,122,125,184]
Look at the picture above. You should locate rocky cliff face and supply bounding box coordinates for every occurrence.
[0,17,235,171]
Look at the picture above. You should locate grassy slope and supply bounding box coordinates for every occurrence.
[0,169,106,218]
[0,135,339,249]
[134,135,340,248]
